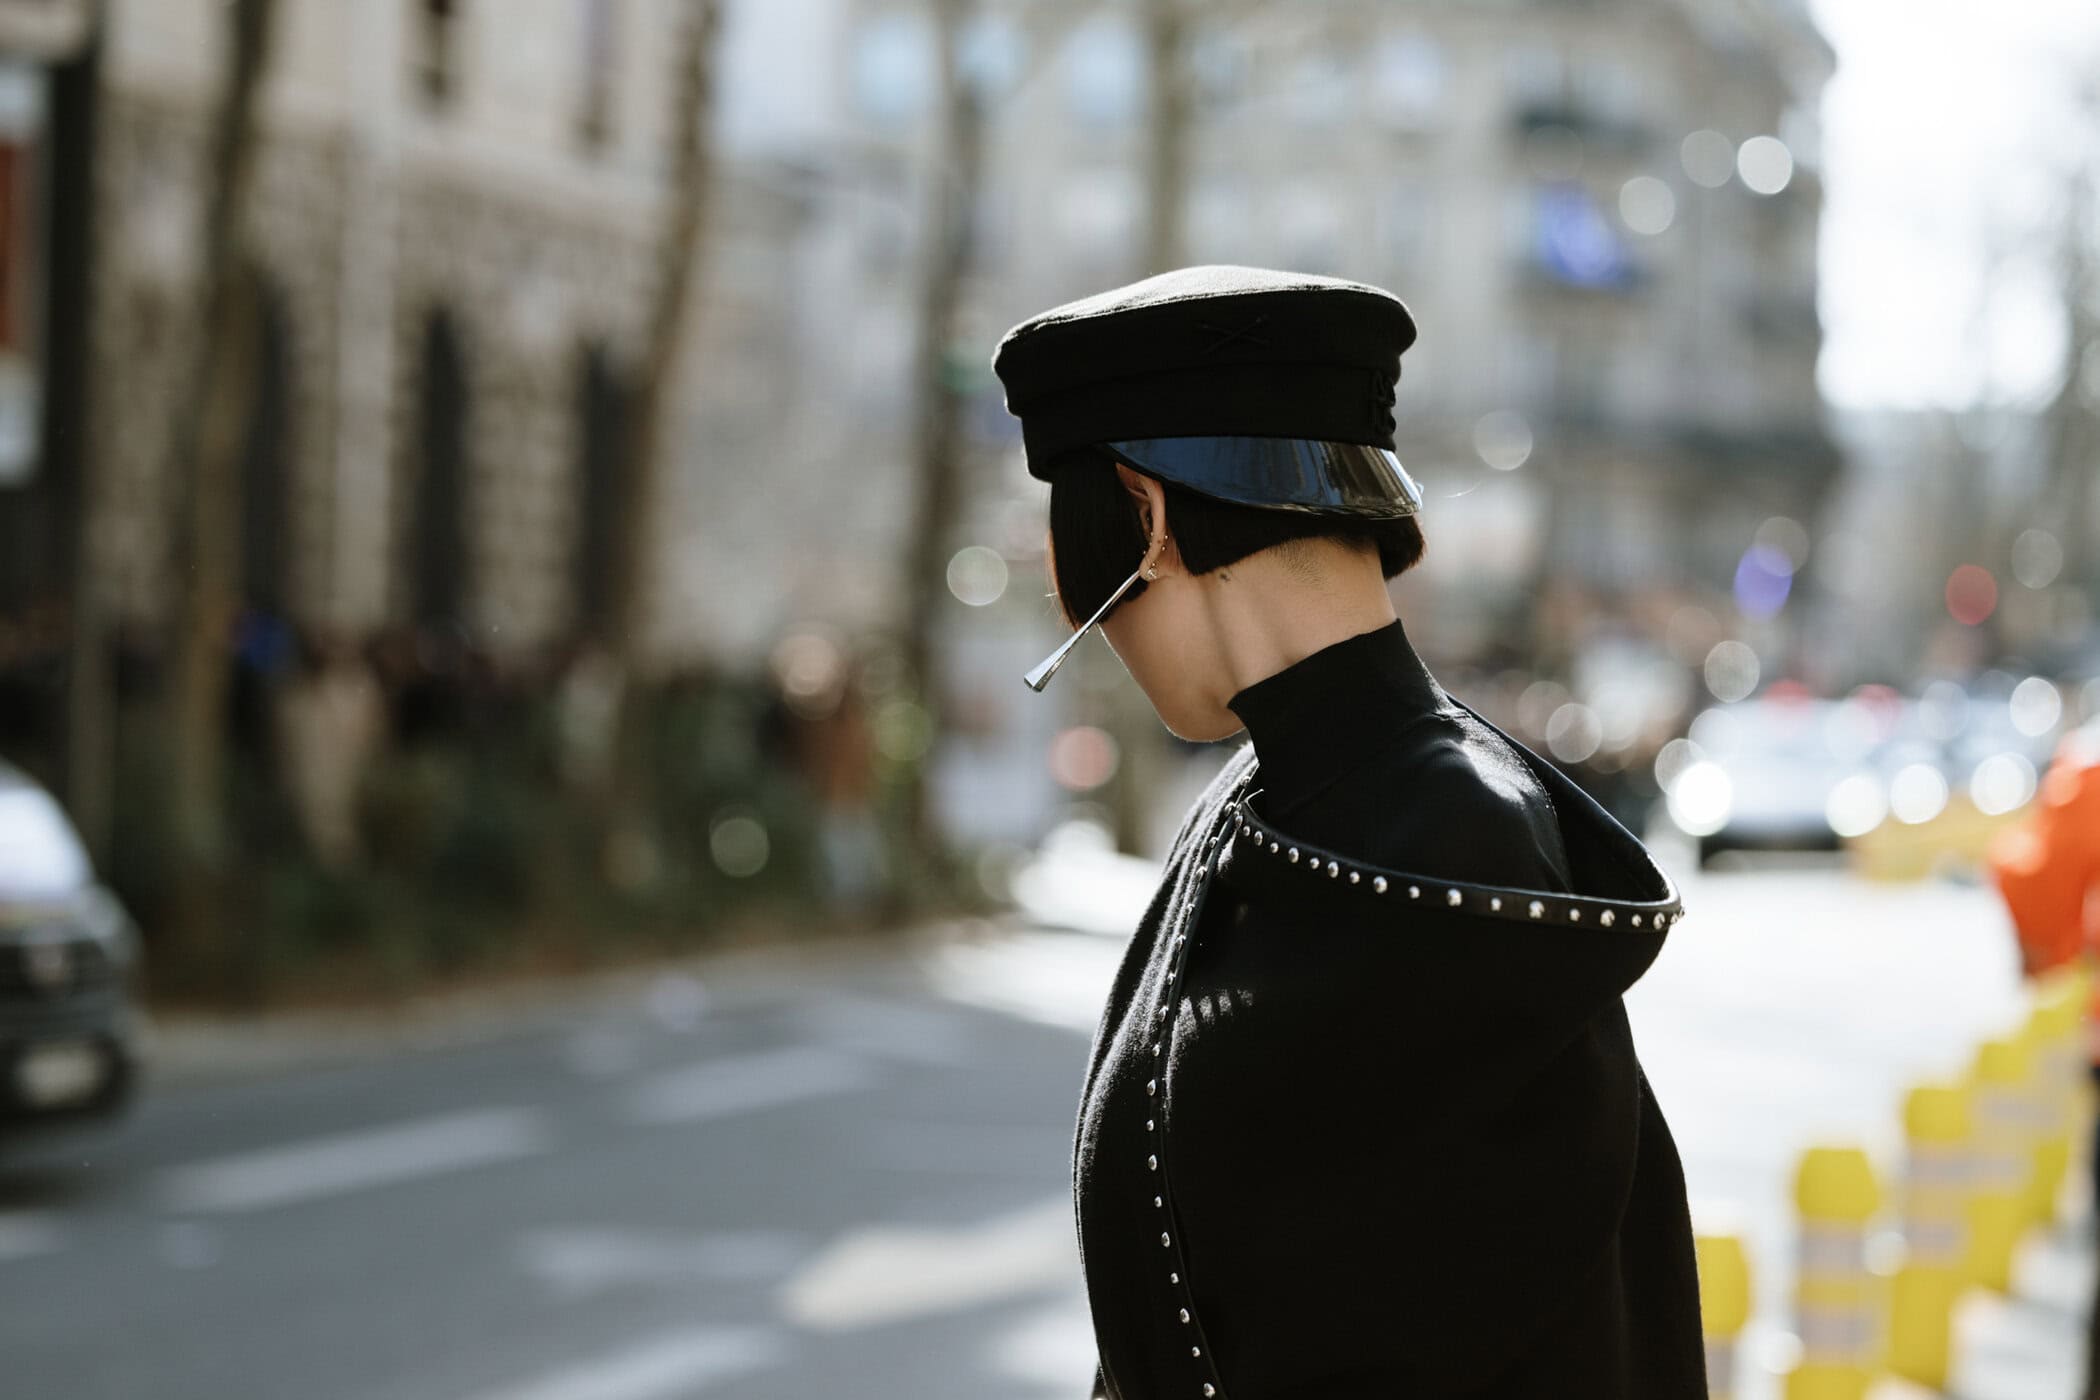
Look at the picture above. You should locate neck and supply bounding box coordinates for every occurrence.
[1201,540,1398,706]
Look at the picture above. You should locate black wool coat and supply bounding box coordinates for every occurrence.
[1076,621,1704,1400]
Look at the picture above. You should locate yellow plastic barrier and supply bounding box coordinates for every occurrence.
[1695,1233,1752,1400]
[1886,1083,1973,1388]
[1847,793,2028,882]
[1964,1037,2036,1290]
[1785,1146,1883,1400]
[2025,972,2086,1221]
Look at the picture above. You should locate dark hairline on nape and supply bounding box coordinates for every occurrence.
[1044,448,1427,629]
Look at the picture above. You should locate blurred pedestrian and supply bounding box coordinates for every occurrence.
[1987,712,2100,1398]
[996,267,1703,1400]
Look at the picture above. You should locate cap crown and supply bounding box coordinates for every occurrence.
[992,265,1418,478]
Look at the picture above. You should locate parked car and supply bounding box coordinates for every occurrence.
[1666,699,1853,863]
[0,762,142,1133]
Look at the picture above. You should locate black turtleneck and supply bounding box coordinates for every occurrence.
[1225,618,1572,891]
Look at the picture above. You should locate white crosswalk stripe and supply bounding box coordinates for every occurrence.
[158,1107,554,1214]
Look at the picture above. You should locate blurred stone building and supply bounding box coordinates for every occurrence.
[822,0,1839,660]
[74,0,819,669]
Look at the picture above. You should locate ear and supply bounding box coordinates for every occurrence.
[1113,464,1173,575]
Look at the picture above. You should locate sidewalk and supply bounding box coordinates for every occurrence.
[1624,859,2091,1400]
[1943,1214,2091,1400]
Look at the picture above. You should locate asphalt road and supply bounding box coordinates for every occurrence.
[0,938,1104,1400]
[0,859,2088,1400]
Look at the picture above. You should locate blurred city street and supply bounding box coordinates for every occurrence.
[0,850,2088,1400]
[0,0,2095,1395]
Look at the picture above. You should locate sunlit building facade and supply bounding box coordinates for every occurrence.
[78,0,826,667]
[831,0,1837,663]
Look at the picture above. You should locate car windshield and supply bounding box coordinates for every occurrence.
[0,786,93,900]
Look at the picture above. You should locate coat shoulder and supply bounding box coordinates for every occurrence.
[1356,712,1573,892]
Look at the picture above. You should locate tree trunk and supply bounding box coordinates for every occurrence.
[894,0,985,892]
[165,0,278,875]
[53,23,110,860]
[1106,0,1195,857]
[1140,0,1190,278]
[600,0,724,888]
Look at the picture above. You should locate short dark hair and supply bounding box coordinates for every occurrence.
[1046,449,1426,627]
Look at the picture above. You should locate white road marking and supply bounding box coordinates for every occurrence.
[778,1195,1077,1331]
[621,1047,868,1126]
[793,995,974,1067]
[517,1227,803,1299]
[984,1297,1100,1399]
[0,1211,65,1262]
[446,1327,782,1400]
[158,1107,554,1214]
[924,932,1121,1033]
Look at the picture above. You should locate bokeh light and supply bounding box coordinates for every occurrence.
[1653,737,1706,792]
[1667,761,1733,836]
[1825,773,1887,838]
[1545,703,1603,764]
[2009,676,2062,737]
[1888,763,1949,825]
[1472,409,1534,471]
[1918,680,1970,742]
[1969,753,2038,817]
[1703,640,1760,703]
[771,629,849,720]
[2011,529,2063,589]
[1680,129,1735,188]
[1736,135,1793,194]
[1048,725,1120,791]
[946,545,1010,607]
[708,810,771,878]
[1732,545,1794,621]
[1517,679,1570,735]
[1944,565,1998,626]
[1618,176,1676,235]
[1753,516,1811,573]
[872,699,935,763]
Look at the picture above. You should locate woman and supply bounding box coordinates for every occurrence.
[992,266,1704,1400]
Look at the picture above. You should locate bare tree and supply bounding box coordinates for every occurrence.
[1140,0,1192,277]
[600,0,725,882]
[164,0,279,874]
[894,0,987,882]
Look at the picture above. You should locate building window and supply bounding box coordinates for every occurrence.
[959,13,1024,101]
[1379,181,1430,271]
[1519,182,1638,292]
[414,0,461,113]
[1188,28,1248,113]
[1190,174,1254,264]
[1286,47,1351,130]
[852,13,932,125]
[573,343,627,637]
[411,309,470,627]
[1373,33,1445,130]
[577,0,619,152]
[1277,178,1345,275]
[1059,167,1139,258]
[1064,16,1141,128]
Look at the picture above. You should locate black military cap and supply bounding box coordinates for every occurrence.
[992,265,1423,519]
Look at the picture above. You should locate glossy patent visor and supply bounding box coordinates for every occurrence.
[1103,437,1422,519]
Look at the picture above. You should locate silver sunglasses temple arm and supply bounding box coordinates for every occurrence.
[1021,565,1144,693]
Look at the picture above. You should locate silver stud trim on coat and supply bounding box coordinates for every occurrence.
[1135,798,1240,1400]
[1222,792,1685,935]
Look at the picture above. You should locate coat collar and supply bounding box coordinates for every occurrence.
[1226,618,1448,818]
